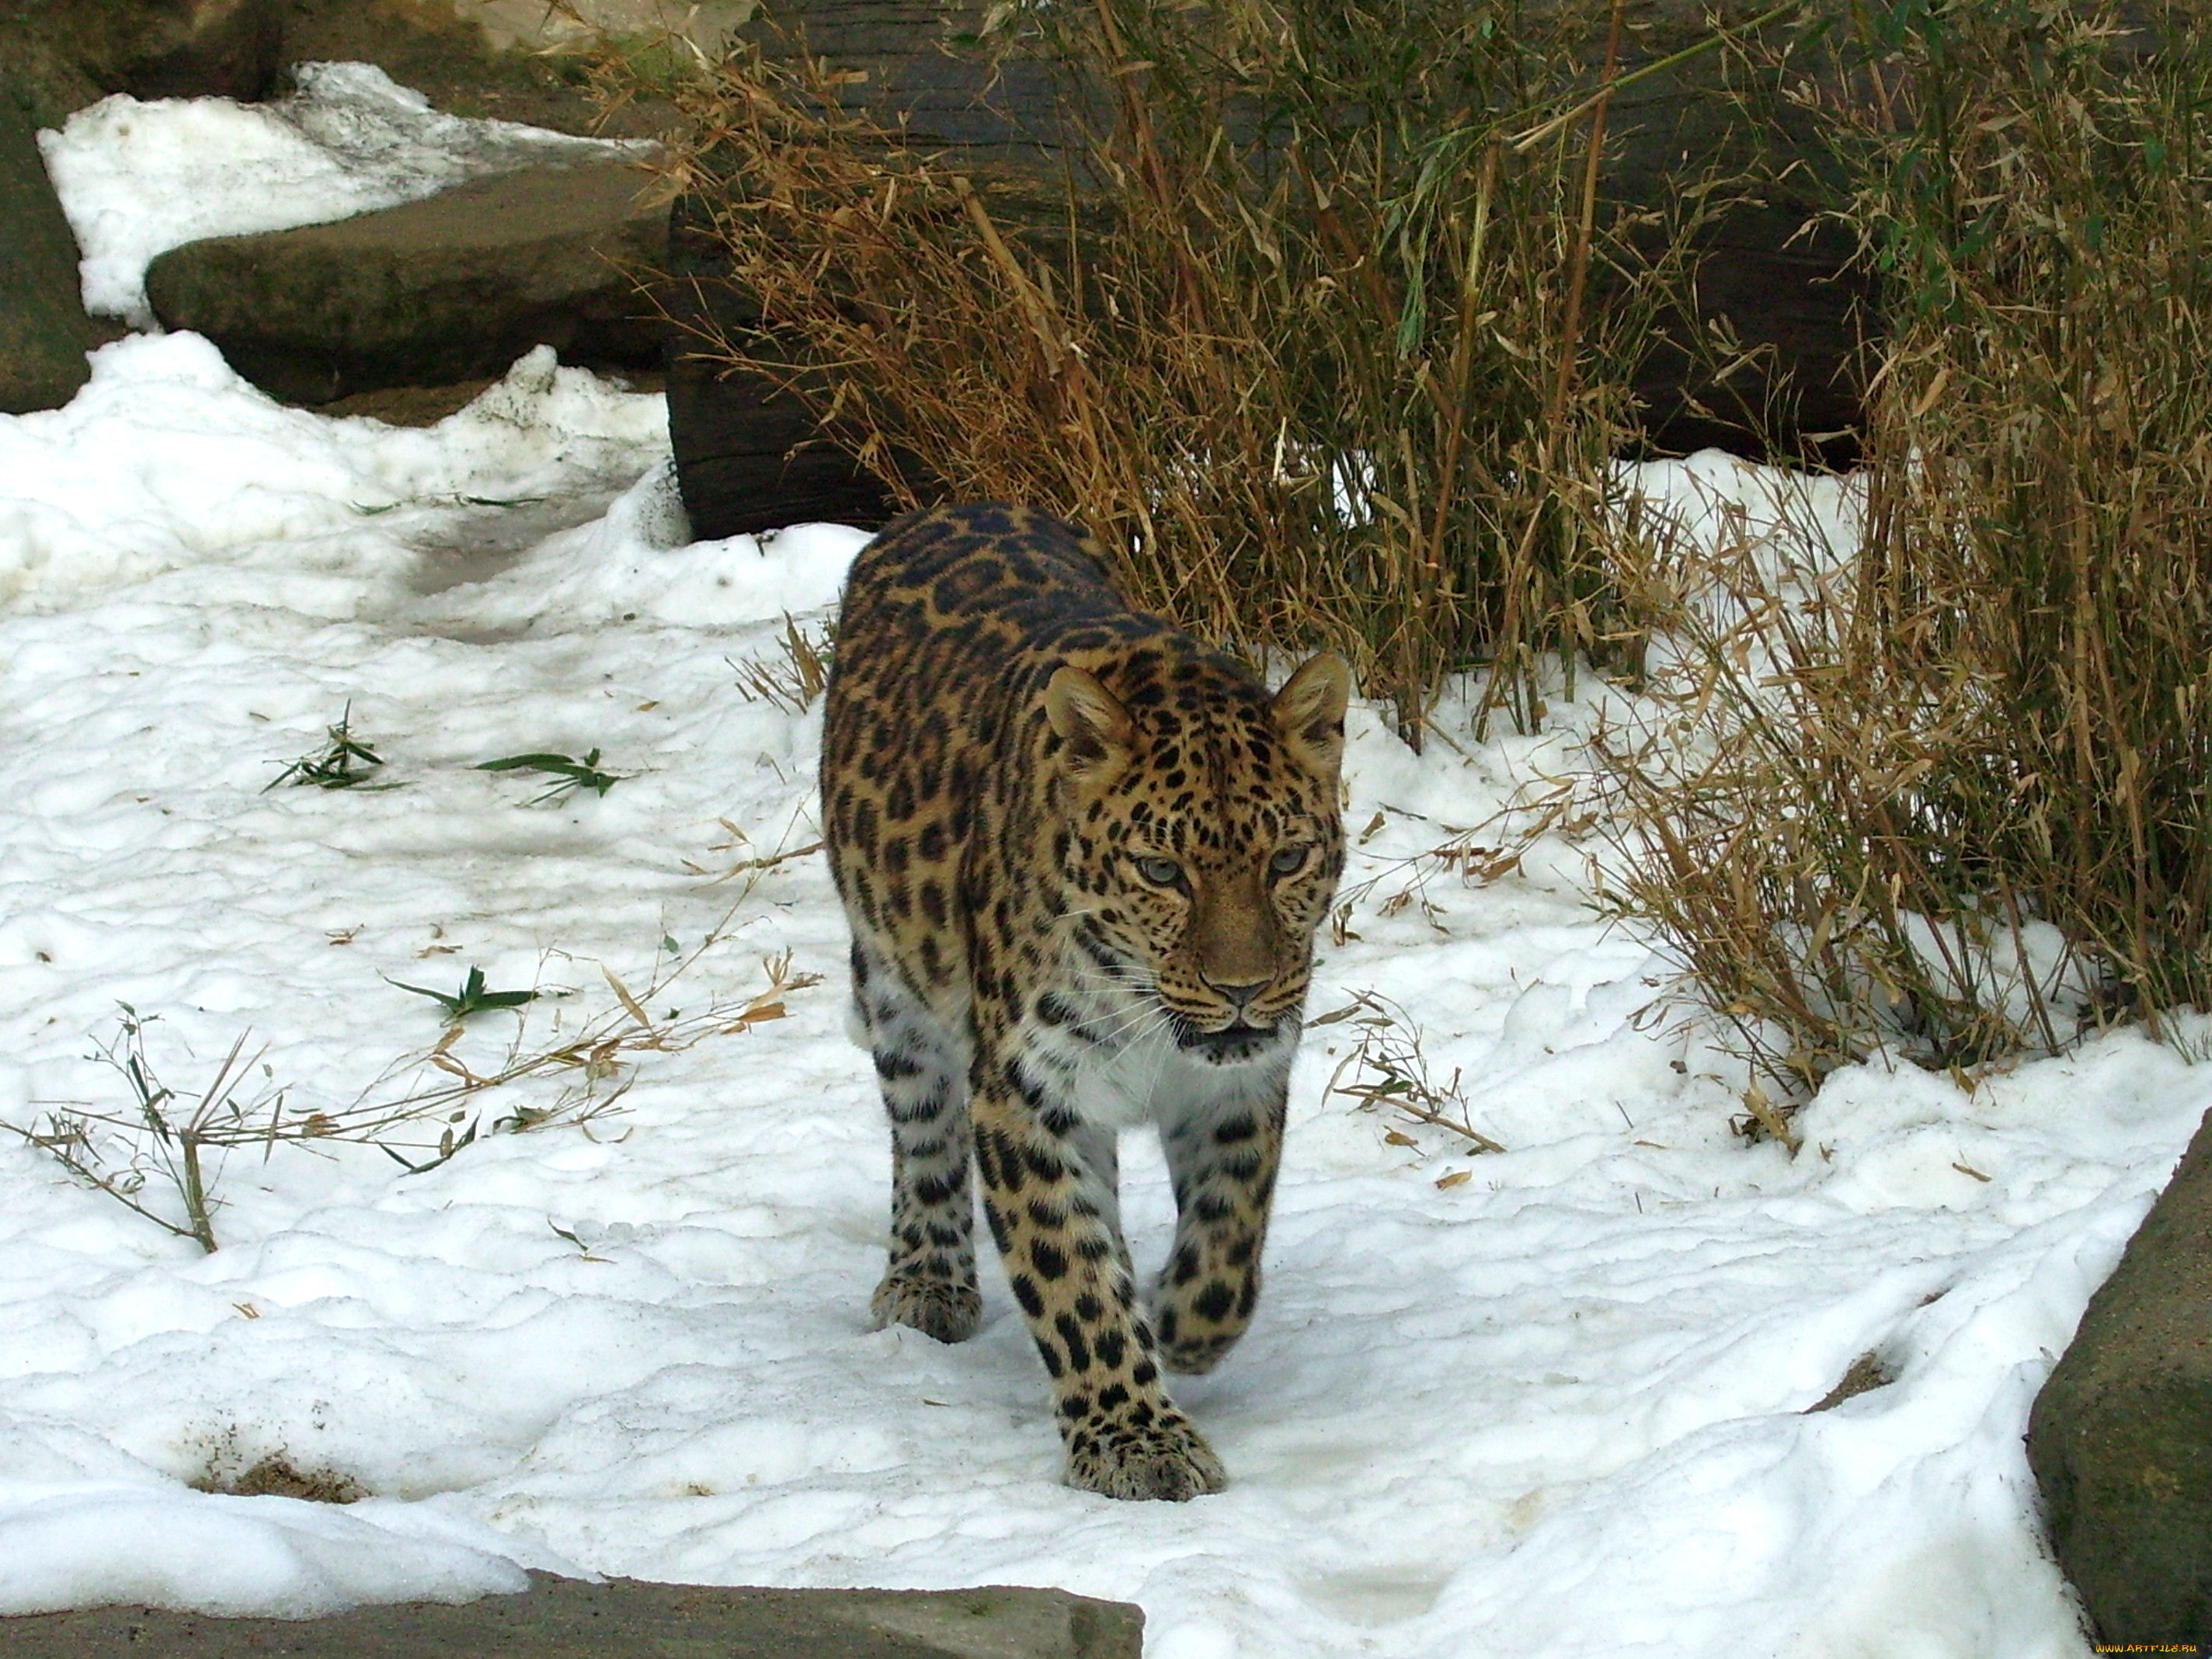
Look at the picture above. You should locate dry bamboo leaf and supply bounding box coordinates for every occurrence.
[603,965,655,1032]
[1741,1083,1801,1156]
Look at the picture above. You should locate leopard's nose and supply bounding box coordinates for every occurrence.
[1204,975,1271,1019]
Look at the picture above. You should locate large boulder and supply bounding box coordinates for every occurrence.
[0,89,113,414]
[2028,1104,2212,1644]
[0,0,287,419]
[276,0,684,142]
[107,0,283,102]
[0,0,283,128]
[144,155,668,405]
[0,1575,1145,1658]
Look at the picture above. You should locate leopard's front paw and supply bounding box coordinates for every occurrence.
[871,1268,982,1344]
[1065,1410,1227,1501]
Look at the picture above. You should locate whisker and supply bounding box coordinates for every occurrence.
[1101,1003,1173,1049]
[1076,988,1161,1043]
[1066,960,1159,999]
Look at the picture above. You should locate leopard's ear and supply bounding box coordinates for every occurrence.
[1045,665,1132,771]
[1271,652,1351,774]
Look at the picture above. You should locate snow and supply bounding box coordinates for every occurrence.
[1,67,2195,1657]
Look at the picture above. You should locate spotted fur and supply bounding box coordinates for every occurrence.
[823,503,1348,1501]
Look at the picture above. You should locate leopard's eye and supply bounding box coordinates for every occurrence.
[1132,854,1184,889]
[1269,843,1312,878]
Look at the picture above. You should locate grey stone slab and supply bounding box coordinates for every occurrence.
[2029,1104,2212,1645]
[0,1574,1144,1658]
[144,156,670,405]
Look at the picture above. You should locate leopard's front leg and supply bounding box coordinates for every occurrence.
[1152,1073,1288,1376]
[969,1060,1226,1501]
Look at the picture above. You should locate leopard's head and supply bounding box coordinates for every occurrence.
[1045,646,1350,1066]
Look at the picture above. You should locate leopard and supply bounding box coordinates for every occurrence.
[821,501,1349,1501]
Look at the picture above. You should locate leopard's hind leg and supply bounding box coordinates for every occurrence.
[850,940,980,1344]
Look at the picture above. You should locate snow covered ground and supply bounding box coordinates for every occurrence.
[1,74,2200,1659]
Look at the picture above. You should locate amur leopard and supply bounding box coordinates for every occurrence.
[822,502,1348,1501]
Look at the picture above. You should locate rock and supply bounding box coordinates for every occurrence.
[144,155,669,405]
[278,0,681,143]
[2028,1104,2212,1645]
[0,86,116,414]
[0,0,283,128]
[110,0,283,103]
[433,0,754,60]
[10,2,670,136]
[0,1574,1145,1659]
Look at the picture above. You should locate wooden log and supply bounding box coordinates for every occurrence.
[667,2,1872,537]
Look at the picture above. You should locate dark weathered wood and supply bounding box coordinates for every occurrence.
[662,191,912,539]
[665,1,1065,537]
[667,2,1874,534]
[1601,40,1874,464]
[744,0,1076,169]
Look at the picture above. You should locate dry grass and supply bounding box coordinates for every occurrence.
[652,0,1715,741]
[190,1429,365,1504]
[729,614,833,714]
[13,942,818,1251]
[1607,2,2212,1090]
[1320,990,1506,1157]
